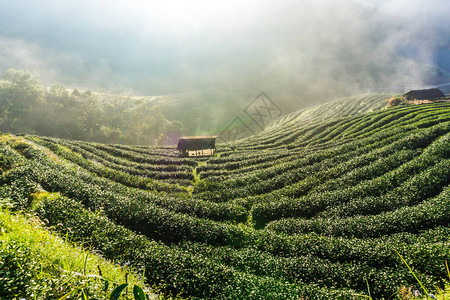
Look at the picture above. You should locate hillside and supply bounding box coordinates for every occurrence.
[0,209,155,299]
[1,100,450,299]
[266,93,393,130]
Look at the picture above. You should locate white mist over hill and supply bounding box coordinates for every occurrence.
[0,0,449,111]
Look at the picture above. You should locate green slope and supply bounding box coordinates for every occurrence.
[0,206,154,299]
[266,92,393,130]
[1,101,450,299]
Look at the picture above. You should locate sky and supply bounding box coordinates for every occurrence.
[1,0,450,107]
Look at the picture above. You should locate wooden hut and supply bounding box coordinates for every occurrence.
[177,136,217,157]
[403,88,445,100]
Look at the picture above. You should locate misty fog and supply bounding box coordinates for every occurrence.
[1,0,450,123]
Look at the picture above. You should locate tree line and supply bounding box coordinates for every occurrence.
[0,69,183,145]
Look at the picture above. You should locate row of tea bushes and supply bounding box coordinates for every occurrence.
[249,129,449,226]
[3,138,248,223]
[267,184,450,238]
[34,193,354,299]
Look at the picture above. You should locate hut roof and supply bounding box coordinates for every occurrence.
[179,136,217,139]
[177,136,217,151]
[403,88,445,100]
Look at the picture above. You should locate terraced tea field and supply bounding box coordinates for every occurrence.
[1,96,450,299]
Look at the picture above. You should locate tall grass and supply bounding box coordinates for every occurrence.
[0,208,156,299]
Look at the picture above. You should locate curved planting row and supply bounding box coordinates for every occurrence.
[2,139,247,223]
[37,137,195,182]
[196,121,449,202]
[91,143,198,166]
[249,130,450,226]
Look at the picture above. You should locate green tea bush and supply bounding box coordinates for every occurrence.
[34,194,357,299]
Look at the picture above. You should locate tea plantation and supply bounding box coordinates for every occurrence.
[1,95,450,299]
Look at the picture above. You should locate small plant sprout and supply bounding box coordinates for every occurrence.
[395,250,445,300]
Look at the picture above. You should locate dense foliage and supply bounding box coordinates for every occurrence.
[0,69,182,145]
[0,207,153,299]
[1,99,450,299]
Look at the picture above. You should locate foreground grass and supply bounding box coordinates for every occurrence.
[0,207,157,299]
[393,252,450,300]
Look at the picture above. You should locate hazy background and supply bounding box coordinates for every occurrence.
[1,0,450,135]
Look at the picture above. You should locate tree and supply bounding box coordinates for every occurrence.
[0,69,43,132]
[125,103,183,145]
